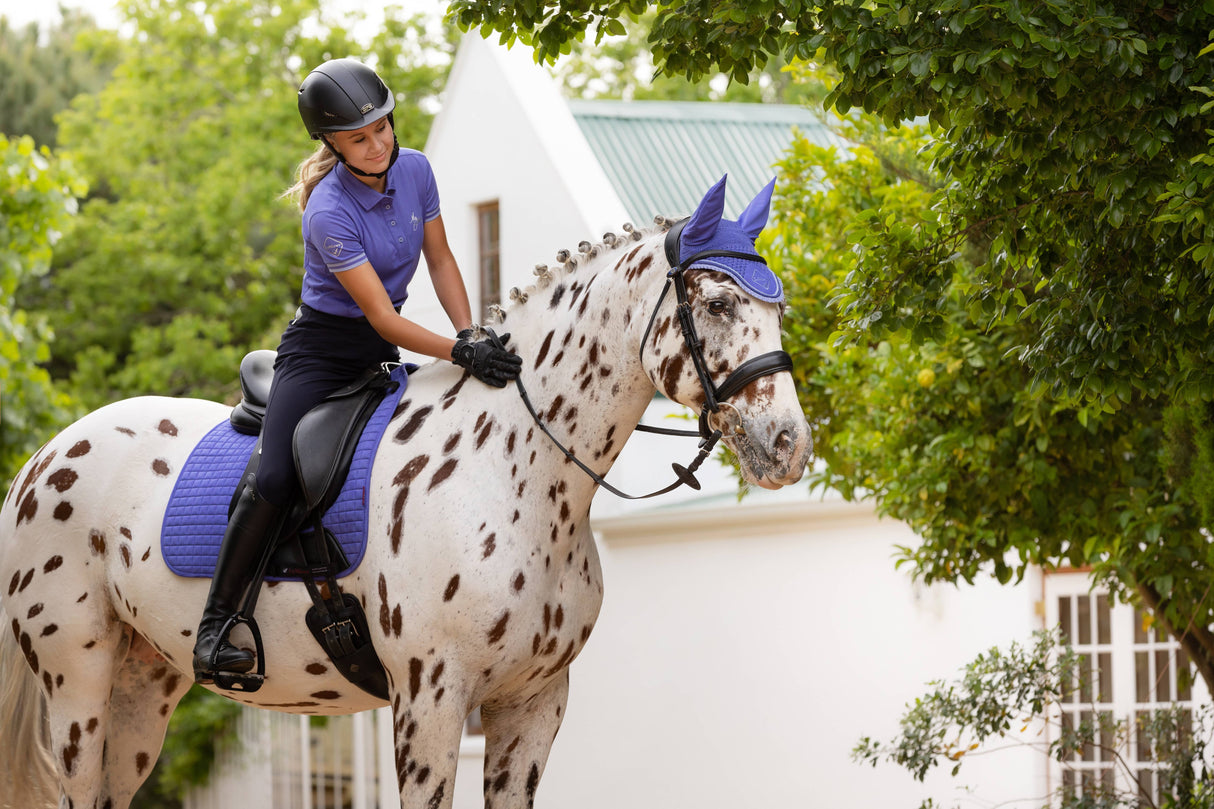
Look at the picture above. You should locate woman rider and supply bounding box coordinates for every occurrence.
[192,57,522,685]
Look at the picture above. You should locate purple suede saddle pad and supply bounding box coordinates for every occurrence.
[162,365,407,581]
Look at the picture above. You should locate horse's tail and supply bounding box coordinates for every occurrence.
[0,601,58,809]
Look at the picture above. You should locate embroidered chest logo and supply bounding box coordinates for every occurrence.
[411,213,420,231]
[323,237,344,258]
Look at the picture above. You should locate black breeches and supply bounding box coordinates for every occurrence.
[254,304,399,506]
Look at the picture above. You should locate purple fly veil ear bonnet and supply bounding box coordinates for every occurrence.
[674,175,783,303]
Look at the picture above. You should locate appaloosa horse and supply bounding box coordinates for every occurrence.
[0,175,811,809]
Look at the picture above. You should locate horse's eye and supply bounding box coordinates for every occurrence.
[707,300,729,316]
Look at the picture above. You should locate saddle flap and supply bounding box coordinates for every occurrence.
[293,367,396,513]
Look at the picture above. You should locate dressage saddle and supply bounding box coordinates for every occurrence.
[220,349,395,699]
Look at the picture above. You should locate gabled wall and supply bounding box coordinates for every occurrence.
[402,34,629,353]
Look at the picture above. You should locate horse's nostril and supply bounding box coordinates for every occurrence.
[773,430,793,456]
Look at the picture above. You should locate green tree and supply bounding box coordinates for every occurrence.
[0,135,86,486]
[544,10,811,103]
[27,0,456,410]
[0,10,120,147]
[455,1,1214,693]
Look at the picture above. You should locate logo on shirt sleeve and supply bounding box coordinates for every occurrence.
[323,237,344,258]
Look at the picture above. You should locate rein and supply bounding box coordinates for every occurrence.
[490,221,793,500]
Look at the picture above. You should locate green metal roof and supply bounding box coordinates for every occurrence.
[567,99,846,223]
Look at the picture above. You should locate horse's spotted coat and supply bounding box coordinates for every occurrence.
[1,211,811,809]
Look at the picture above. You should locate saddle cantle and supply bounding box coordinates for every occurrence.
[228,349,275,435]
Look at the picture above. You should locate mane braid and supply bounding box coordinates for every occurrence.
[483,220,672,326]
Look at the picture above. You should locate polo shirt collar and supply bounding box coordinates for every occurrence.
[335,163,395,210]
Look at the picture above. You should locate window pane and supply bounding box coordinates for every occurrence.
[1134,607,1148,644]
[1178,647,1193,700]
[1136,652,1150,703]
[1098,653,1112,703]
[1136,768,1155,807]
[1156,650,1171,702]
[1079,655,1093,703]
[1062,711,1076,760]
[1060,596,1072,644]
[476,202,501,322]
[1136,712,1152,762]
[1099,710,1114,762]
[1097,593,1110,644]
[1078,595,1092,645]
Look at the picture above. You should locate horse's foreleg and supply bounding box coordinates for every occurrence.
[388,685,467,809]
[479,671,569,809]
[97,632,193,807]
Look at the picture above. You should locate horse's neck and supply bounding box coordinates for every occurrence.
[499,232,666,496]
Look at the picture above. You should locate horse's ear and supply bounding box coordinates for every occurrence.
[737,177,776,242]
[680,174,729,249]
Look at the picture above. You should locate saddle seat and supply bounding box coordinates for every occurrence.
[229,349,399,515]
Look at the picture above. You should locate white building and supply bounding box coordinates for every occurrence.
[185,34,1201,809]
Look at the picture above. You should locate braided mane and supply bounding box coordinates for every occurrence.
[481,217,678,327]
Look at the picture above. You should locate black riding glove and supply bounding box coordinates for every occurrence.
[451,334,523,388]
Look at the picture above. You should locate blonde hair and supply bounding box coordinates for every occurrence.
[284,140,339,211]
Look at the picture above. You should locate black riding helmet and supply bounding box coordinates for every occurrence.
[298,58,399,179]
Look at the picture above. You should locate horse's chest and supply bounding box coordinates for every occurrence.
[484,568,603,695]
[427,529,604,690]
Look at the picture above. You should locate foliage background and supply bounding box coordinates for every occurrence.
[7,0,1214,805]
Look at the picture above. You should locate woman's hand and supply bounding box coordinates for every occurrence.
[451,334,522,388]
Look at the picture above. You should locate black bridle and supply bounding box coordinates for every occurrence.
[493,219,793,500]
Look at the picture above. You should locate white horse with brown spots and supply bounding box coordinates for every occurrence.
[0,175,811,809]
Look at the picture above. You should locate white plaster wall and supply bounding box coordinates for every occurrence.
[403,34,629,363]
[533,499,1046,808]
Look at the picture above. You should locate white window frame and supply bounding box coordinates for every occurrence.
[1043,570,1210,805]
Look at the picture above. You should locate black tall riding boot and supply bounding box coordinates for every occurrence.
[192,481,284,684]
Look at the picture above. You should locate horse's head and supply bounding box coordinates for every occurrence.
[638,175,812,489]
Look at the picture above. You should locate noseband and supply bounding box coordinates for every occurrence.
[494,219,793,500]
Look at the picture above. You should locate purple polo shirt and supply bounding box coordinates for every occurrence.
[301,149,441,318]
